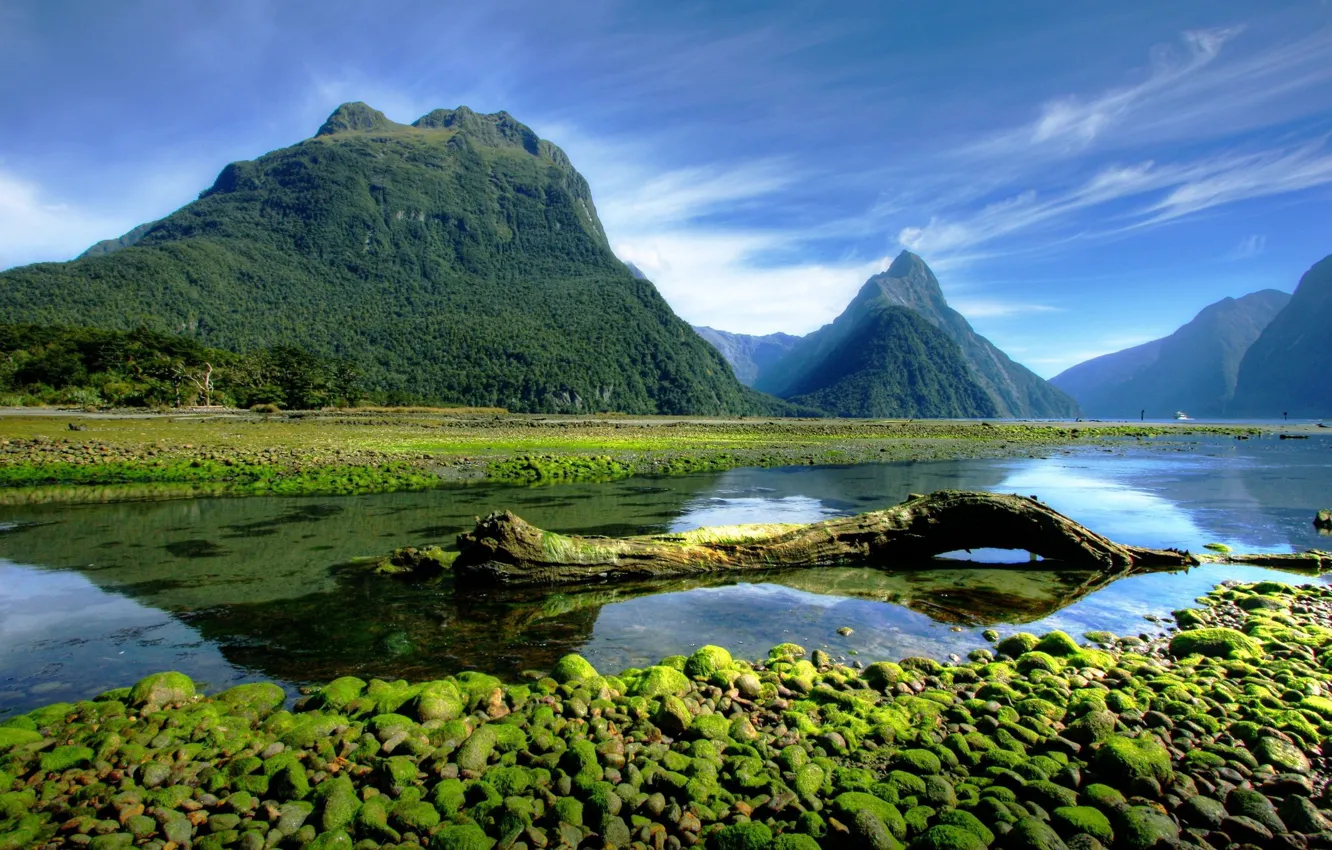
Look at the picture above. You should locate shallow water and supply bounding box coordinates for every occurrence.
[0,432,1328,715]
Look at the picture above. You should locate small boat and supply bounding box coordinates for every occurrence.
[1174,411,1191,420]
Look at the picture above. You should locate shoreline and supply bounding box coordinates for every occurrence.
[0,577,1327,849]
[0,411,1274,505]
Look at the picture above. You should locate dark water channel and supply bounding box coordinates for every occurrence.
[1,433,1329,715]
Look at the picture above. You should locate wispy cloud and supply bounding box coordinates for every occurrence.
[1224,234,1267,261]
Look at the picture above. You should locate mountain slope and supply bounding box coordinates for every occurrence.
[756,251,1078,418]
[782,306,996,418]
[1051,289,1290,417]
[1231,255,1332,416]
[692,326,800,386]
[0,102,772,415]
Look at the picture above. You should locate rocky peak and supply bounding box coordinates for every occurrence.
[316,102,400,136]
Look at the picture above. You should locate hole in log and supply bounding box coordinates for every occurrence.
[935,548,1042,564]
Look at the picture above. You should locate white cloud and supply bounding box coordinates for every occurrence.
[0,170,127,269]
[615,231,885,335]
[1224,234,1267,261]
[0,164,217,271]
[948,299,1061,319]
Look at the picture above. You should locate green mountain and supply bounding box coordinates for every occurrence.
[0,102,779,415]
[1051,289,1290,418]
[754,251,1079,418]
[1231,254,1332,417]
[780,305,996,418]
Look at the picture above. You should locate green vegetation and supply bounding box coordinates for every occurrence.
[0,323,361,409]
[2,580,1330,850]
[0,412,1263,502]
[0,103,786,416]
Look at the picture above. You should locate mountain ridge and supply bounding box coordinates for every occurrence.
[0,102,782,415]
[1052,289,1290,417]
[1231,255,1332,416]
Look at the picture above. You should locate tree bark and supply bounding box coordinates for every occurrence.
[454,489,1199,586]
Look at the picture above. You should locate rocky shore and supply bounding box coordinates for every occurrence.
[2,579,1329,850]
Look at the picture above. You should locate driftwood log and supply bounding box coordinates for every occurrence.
[454,490,1199,586]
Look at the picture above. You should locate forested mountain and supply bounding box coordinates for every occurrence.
[691,326,800,386]
[0,102,781,415]
[779,305,996,418]
[1051,289,1290,418]
[752,252,1079,418]
[1231,254,1332,416]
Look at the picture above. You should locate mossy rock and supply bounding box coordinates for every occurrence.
[456,725,499,772]
[1034,632,1080,657]
[314,776,359,831]
[654,695,693,736]
[128,671,196,709]
[1167,628,1262,660]
[1007,817,1067,850]
[40,745,94,772]
[710,821,774,850]
[1016,651,1061,675]
[913,825,986,850]
[935,809,994,846]
[1115,806,1179,850]
[996,633,1039,658]
[891,749,942,774]
[1091,735,1172,786]
[550,654,598,683]
[773,835,822,850]
[1051,807,1113,844]
[865,661,907,690]
[1253,735,1310,774]
[434,823,496,850]
[685,645,734,679]
[834,792,906,841]
[215,682,286,716]
[314,677,366,711]
[0,728,42,752]
[631,665,690,698]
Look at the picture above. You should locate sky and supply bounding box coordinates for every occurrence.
[2,1,1331,376]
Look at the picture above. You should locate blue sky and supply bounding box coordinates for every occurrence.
[2,1,1331,376]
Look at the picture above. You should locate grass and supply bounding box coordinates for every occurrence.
[0,409,1263,502]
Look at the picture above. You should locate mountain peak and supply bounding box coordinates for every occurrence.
[886,249,929,278]
[413,107,542,154]
[316,102,399,136]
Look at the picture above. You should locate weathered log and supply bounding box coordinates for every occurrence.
[1200,550,1331,574]
[453,489,1198,586]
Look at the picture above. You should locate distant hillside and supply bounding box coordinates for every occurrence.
[692,326,801,386]
[1052,289,1290,417]
[753,251,1079,418]
[1232,255,1332,416]
[0,102,783,416]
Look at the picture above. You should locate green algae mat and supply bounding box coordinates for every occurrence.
[2,579,1330,850]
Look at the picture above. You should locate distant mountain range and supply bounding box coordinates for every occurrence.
[1051,289,1291,418]
[696,252,1079,418]
[0,102,787,415]
[690,327,800,387]
[1231,254,1332,417]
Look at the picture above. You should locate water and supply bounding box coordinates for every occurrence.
[0,433,1328,715]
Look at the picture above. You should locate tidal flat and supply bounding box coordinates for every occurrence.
[0,409,1268,503]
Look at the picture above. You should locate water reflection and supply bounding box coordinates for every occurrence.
[0,433,1328,715]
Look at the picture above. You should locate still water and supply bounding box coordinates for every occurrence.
[0,433,1328,715]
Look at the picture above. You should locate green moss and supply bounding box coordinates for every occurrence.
[773,835,822,850]
[710,821,774,850]
[996,633,1039,658]
[315,677,366,711]
[39,745,94,772]
[935,810,994,846]
[128,671,196,709]
[456,725,499,773]
[1051,806,1113,844]
[434,823,496,850]
[1092,735,1172,786]
[834,792,906,841]
[1034,631,1080,657]
[685,645,734,679]
[913,825,987,850]
[0,728,42,751]
[1168,628,1262,660]
[1116,806,1179,850]
[631,665,690,698]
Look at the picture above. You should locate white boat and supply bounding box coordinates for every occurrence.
[1174,411,1191,420]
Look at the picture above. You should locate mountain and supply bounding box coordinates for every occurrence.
[778,305,997,418]
[691,326,801,386]
[754,251,1079,418]
[1231,255,1332,417]
[0,102,778,415]
[1051,289,1291,418]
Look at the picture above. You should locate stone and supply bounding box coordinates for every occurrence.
[127,672,196,709]
[1254,736,1311,775]
[1116,806,1180,850]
